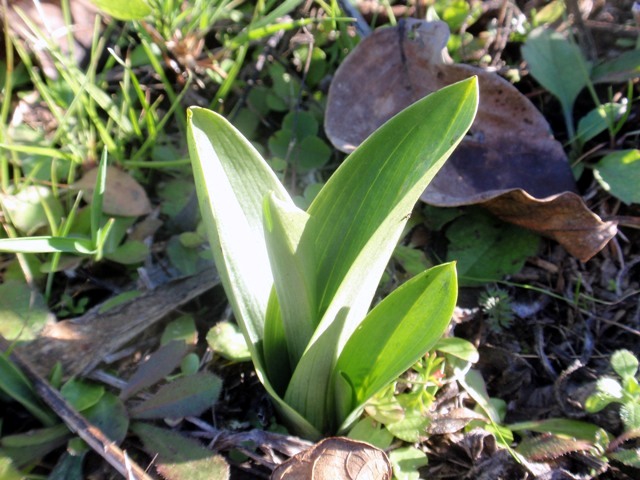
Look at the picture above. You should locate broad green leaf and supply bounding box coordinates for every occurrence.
[120,340,190,400]
[188,107,322,439]
[263,193,317,369]
[132,423,230,480]
[434,337,479,363]
[187,107,289,357]
[593,150,640,205]
[104,240,149,264]
[335,263,457,428]
[90,0,151,20]
[83,392,129,444]
[621,403,640,431]
[446,210,539,286]
[611,349,639,380]
[0,280,54,341]
[60,379,105,412]
[161,316,198,346]
[522,27,591,135]
[205,321,251,362]
[385,413,430,443]
[388,446,429,480]
[285,78,478,432]
[348,417,394,449]
[129,372,222,420]
[309,78,477,322]
[0,185,63,235]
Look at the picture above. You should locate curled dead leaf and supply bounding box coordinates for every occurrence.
[74,165,152,217]
[271,437,392,480]
[325,20,617,261]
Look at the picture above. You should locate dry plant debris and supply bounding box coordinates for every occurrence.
[325,19,618,261]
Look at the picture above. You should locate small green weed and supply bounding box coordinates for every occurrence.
[479,286,515,332]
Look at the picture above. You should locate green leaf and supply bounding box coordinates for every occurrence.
[446,210,539,286]
[286,78,478,432]
[507,418,603,442]
[188,107,288,358]
[347,417,394,449]
[611,349,639,380]
[104,240,149,264]
[522,27,591,135]
[591,50,640,83]
[132,423,229,480]
[263,193,317,369]
[0,454,23,480]
[0,185,63,235]
[0,280,55,341]
[188,106,321,439]
[48,451,86,480]
[434,337,479,363]
[60,379,105,412]
[0,354,57,426]
[517,434,593,461]
[0,236,95,255]
[335,263,457,428]
[608,448,640,468]
[576,102,627,145]
[120,340,190,400]
[129,371,222,419]
[206,321,251,362]
[388,446,429,480]
[90,0,151,20]
[593,150,640,205]
[161,316,198,346]
[83,392,129,444]
[621,403,640,431]
[385,413,430,443]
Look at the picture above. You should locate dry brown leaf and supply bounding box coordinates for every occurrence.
[74,165,152,217]
[1,0,99,78]
[325,19,617,261]
[271,437,392,480]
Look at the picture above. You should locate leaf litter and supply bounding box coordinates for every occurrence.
[325,19,617,261]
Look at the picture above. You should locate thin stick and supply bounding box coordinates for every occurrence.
[0,336,153,480]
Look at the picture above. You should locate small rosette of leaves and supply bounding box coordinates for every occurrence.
[188,78,478,438]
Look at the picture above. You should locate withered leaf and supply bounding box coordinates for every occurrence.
[325,20,617,261]
[271,437,392,480]
[74,165,152,217]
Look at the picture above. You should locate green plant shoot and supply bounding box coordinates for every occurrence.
[187,77,479,438]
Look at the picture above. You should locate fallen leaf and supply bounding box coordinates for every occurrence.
[1,0,99,79]
[74,165,152,217]
[271,437,392,480]
[325,20,617,261]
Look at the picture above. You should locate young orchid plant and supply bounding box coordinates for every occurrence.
[187,77,479,439]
